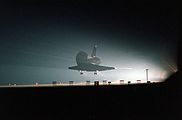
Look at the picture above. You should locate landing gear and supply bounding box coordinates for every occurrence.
[79,70,98,75]
[94,70,98,75]
[80,71,83,75]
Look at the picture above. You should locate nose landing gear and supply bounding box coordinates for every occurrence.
[94,70,98,75]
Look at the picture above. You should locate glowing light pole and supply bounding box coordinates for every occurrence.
[146,69,149,83]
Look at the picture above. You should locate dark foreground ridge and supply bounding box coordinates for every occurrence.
[0,77,182,120]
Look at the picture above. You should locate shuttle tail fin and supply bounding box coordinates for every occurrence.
[91,45,97,57]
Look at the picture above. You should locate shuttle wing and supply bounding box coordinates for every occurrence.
[68,64,115,71]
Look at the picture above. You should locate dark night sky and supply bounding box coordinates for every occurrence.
[0,0,178,84]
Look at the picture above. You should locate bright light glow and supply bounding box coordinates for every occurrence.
[75,59,178,84]
[128,70,145,81]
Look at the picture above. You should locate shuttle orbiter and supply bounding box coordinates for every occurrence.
[68,45,115,75]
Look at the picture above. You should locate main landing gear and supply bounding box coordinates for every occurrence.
[80,71,83,75]
[79,70,98,75]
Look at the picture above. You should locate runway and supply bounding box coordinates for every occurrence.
[0,81,159,88]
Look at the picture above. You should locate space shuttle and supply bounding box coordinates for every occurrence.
[68,45,115,75]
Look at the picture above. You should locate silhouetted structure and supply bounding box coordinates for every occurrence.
[147,81,151,83]
[103,80,107,85]
[108,81,111,85]
[137,80,141,83]
[120,80,124,84]
[86,81,90,85]
[69,81,74,85]
[94,81,99,86]
[52,81,57,85]
[146,69,149,82]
